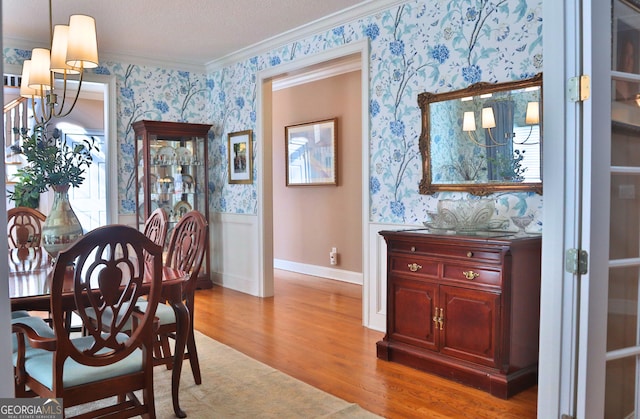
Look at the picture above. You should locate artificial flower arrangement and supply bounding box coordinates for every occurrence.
[8,125,97,208]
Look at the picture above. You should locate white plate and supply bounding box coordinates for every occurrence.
[182,174,194,190]
[173,200,192,219]
[138,148,158,164]
[138,173,158,190]
[158,145,176,163]
[176,147,192,164]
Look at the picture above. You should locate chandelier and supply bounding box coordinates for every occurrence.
[19,0,98,127]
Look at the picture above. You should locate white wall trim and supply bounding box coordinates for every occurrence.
[274,259,363,285]
[207,0,405,72]
[0,13,15,395]
[272,55,361,91]
[366,222,413,332]
[97,74,118,225]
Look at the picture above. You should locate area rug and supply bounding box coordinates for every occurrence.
[69,331,380,418]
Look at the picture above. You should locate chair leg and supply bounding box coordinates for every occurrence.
[185,331,201,385]
[152,335,163,363]
[159,335,173,369]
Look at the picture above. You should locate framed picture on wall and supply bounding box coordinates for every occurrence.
[227,130,253,184]
[285,118,337,186]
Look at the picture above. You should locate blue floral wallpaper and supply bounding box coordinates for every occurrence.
[3,0,544,229]
[206,0,544,227]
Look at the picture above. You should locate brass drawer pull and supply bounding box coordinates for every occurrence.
[463,270,480,280]
[432,307,444,330]
[467,251,473,258]
[408,263,422,272]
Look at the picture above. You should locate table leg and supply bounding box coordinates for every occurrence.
[170,298,189,418]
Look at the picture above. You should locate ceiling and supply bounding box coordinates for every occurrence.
[2,0,375,71]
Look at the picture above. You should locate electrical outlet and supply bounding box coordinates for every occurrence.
[330,247,337,265]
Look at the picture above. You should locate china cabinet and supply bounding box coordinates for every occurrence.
[376,229,542,398]
[133,120,212,288]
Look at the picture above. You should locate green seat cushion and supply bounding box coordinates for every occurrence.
[136,301,176,325]
[20,333,143,391]
[87,299,176,331]
[11,315,56,353]
[11,310,31,319]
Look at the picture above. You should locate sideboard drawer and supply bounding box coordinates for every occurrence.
[442,264,502,286]
[388,240,503,264]
[389,255,439,277]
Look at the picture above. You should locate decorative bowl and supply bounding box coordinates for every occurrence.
[429,199,495,231]
[510,214,535,234]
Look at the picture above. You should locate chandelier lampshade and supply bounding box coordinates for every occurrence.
[28,48,52,90]
[50,25,79,74]
[66,14,99,69]
[19,0,99,127]
[20,60,47,98]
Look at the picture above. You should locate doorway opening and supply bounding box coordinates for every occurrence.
[256,40,371,323]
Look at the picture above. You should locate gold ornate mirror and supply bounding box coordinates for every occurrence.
[418,73,542,196]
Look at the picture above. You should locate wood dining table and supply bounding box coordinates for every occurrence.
[8,246,192,418]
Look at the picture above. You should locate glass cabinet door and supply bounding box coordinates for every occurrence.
[137,136,205,227]
[133,120,212,287]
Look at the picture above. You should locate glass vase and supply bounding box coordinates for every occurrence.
[42,185,84,259]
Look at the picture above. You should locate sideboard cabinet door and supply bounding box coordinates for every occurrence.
[439,285,501,368]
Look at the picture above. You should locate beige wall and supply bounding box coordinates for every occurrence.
[272,71,362,273]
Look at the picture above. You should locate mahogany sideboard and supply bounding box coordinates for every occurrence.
[376,229,542,399]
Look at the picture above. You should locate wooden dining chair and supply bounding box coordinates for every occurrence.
[7,206,46,249]
[145,210,208,384]
[12,224,163,418]
[143,207,169,251]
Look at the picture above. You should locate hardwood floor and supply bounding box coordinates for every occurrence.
[193,269,538,418]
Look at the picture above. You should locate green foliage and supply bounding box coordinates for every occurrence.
[447,153,487,181]
[487,150,526,182]
[7,125,98,206]
[7,171,41,208]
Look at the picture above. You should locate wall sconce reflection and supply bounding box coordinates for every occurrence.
[515,101,540,145]
[462,108,507,147]
[525,101,539,124]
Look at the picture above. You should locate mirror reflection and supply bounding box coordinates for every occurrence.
[419,73,543,196]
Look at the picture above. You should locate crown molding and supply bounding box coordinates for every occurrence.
[205,0,406,72]
[98,52,206,74]
[3,37,207,74]
[271,54,361,91]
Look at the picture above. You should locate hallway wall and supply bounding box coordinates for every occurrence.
[272,70,362,274]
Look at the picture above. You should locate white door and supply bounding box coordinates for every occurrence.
[540,1,640,417]
[65,130,107,231]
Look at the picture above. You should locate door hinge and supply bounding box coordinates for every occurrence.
[560,415,575,419]
[565,248,588,275]
[568,75,591,102]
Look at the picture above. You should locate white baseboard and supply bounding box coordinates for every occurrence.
[274,259,363,285]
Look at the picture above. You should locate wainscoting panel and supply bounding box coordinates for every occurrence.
[366,223,410,332]
[209,212,260,295]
